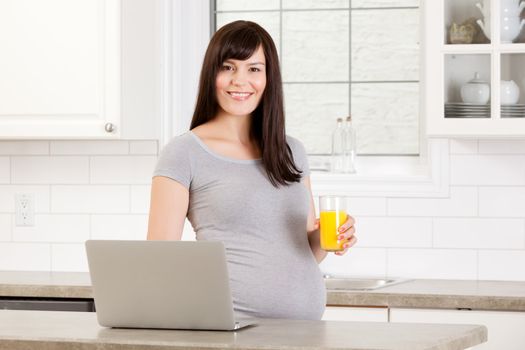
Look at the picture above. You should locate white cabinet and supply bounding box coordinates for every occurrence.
[390,307,525,350]
[322,306,388,322]
[424,0,525,137]
[0,0,160,140]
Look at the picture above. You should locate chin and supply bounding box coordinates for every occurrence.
[225,106,258,117]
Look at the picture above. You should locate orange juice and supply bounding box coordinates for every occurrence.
[320,210,346,251]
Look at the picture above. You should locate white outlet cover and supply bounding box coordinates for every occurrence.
[15,194,35,227]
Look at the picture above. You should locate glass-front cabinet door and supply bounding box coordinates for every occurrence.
[425,0,525,137]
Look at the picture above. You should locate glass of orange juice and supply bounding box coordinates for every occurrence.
[319,196,347,252]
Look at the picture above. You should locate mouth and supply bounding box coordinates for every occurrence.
[227,91,254,101]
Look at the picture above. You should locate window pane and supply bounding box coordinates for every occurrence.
[285,83,349,154]
[216,0,279,11]
[282,10,349,82]
[212,1,420,155]
[351,9,419,81]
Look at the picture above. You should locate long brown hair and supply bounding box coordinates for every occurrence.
[190,20,301,187]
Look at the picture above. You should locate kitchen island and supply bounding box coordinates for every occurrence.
[0,309,486,350]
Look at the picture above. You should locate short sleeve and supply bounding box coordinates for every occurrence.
[287,136,310,177]
[152,135,193,189]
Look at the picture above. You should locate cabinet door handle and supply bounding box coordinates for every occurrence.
[105,123,116,133]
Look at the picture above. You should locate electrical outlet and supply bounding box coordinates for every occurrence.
[15,194,34,227]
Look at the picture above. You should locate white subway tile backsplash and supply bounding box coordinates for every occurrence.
[11,157,89,184]
[347,197,387,216]
[0,186,50,213]
[50,141,129,155]
[387,249,478,279]
[51,185,129,214]
[0,243,51,270]
[387,186,478,217]
[479,187,525,217]
[0,157,9,183]
[451,155,525,186]
[434,218,525,249]
[0,215,11,241]
[479,250,525,281]
[13,215,89,243]
[51,243,88,272]
[0,141,49,155]
[478,140,525,154]
[129,141,158,155]
[1,126,525,280]
[319,248,387,277]
[90,156,157,184]
[91,214,148,240]
[181,219,197,241]
[450,139,478,154]
[356,217,432,248]
[130,185,151,214]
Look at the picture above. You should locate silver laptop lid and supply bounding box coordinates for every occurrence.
[85,240,237,330]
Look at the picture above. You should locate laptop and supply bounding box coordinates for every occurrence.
[85,240,255,331]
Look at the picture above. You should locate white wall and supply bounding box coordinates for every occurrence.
[0,138,524,281]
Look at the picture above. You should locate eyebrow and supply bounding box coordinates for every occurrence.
[224,60,265,66]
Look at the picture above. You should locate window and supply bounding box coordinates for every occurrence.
[213,0,420,157]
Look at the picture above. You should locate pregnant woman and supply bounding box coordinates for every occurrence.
[147,20,357,320]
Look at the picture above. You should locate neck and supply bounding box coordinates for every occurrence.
[212,109,253,143]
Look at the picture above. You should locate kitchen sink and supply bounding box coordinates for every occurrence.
[323,275,411,291]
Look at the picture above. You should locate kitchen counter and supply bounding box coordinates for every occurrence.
[0,271,91,298]
[327,279,525,311]
[0,310,486,350]
[1,271,525,311]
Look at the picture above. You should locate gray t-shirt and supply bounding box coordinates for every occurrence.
[152,131,326,320]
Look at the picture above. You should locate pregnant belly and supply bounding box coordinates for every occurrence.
[228,258,326,320]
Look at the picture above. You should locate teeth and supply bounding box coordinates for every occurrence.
[229,92,251,97]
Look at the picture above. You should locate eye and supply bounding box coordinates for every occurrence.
[221,64,234,71]
[249,67,261,72]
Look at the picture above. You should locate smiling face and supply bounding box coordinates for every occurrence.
[215,45,267,118]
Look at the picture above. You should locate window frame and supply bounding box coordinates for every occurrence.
[160,0,450,198]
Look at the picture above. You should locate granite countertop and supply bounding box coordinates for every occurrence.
[0,310,486,350]
[1,271,525,311]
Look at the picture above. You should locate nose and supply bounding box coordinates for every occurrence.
[231,70,247,86]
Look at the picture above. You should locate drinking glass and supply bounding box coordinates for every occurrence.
[319,196,347,252]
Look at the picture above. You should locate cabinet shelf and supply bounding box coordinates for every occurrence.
[442,44,492,54]
[425,0,525,137]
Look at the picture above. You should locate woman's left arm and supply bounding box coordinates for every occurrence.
[303,176,357,263]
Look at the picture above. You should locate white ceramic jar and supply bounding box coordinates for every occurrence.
[461,72,490,104]
[500,80,520,105]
